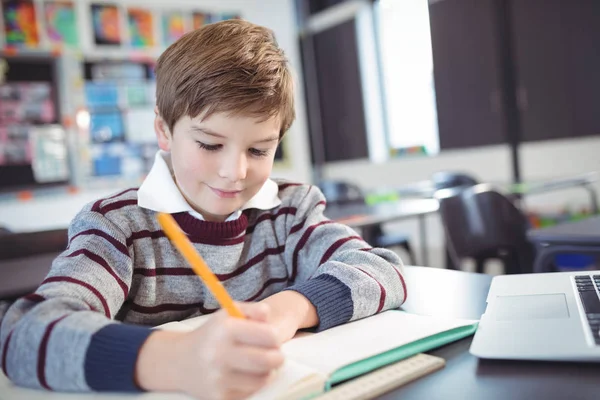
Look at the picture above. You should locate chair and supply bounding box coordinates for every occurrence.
[431,171,479,191]
[318,181,416,264]
[435,184,535,274]
[431,172,479,269]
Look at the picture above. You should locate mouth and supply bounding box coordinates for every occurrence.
[209,186,243,199]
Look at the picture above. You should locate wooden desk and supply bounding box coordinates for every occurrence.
[325,199,439,266]
[386,267,600,400]
[528,215,600,272]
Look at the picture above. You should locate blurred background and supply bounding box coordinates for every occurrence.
[0,0,599,282]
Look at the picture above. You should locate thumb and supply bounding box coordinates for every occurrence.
[235,301,271,323]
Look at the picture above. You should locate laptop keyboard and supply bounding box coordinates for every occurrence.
[575,275,600,345]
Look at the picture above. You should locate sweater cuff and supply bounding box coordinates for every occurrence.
[84,323,154,392]
[286,274,353,331]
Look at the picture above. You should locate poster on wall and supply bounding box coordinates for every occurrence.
[162,11,185,45]
[2,0,40,47]
[43,0,78,47]
[0,83,55,124]
[192,12,212,30]
[91,3,121,45]
[0,127,31,165]
[127,7,154,48]
[89,111,124,143]
[220,13,241,21]
[30,125,69,183]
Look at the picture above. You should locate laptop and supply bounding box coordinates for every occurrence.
[470,271,600,361]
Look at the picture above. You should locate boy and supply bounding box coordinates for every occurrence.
[0,20,406,400]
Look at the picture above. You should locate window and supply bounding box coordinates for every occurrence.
[377,0,439,155]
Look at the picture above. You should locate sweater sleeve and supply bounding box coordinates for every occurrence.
[0,209,153,392]
[282,185,407,331]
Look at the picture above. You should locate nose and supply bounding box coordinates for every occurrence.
[219,151,247,182]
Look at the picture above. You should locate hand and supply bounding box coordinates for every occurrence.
[260,291,319,343]
[136,302,284,400]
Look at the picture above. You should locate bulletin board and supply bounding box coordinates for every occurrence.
[82,59,157,179]
[0,54,69,191]
[0,1,291,198]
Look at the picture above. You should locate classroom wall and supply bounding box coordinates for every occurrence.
[3,0,598,272]
[0,0,312,232]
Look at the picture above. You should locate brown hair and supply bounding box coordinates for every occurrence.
[155,19,295,138]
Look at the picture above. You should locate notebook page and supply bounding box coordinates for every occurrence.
[282,311,476,376]
[157,316,324,400]
[248,359,324,400]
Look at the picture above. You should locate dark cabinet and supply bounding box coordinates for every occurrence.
[510,0,572,142]
[429,0,505,149]
[312,19,369,162]
[511,0,600,142]
[430,0,600,149]
[565,1,600,138]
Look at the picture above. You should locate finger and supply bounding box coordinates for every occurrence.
[223,389,257,400]
[225,344,285,374]
[236,302,270,323]
[221,370,272,392]
[228,319,279,348]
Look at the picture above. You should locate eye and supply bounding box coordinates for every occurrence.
[249,148,269,158]
[196,141,221,151]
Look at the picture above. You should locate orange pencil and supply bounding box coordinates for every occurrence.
[156,212,245,318]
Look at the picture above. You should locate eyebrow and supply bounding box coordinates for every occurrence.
[190,126,279,143]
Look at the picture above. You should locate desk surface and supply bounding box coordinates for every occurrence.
[388,267,600,400]
[2,267,599,399]
[528,215,600,246]
[324,198,439,228]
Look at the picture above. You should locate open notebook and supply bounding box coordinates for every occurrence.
[0,311,476,400]
[158,310,478,400]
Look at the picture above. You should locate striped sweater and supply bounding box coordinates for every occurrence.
[0,182,406,393]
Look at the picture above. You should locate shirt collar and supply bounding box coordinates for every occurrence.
[138,150,281,221]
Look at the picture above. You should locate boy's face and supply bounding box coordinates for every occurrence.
[155,111,280,222]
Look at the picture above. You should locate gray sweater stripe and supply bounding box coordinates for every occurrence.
[23,294,46,303]
[133,267,196,276]
[217,244,286,280]
[42,277,110,317]
[320,235,363,264]
[0,181,406,391]
[246,206,296,234]
[392,264,408,302]
[70,229,129,256]
[91,188,137,211]
[291,220,335,281]
[1,330,13,377]
[98,199,138,215]
[126,273,291,315]
[127,229,247,246]
[246,276,289,301]
[354,267,386,313]
[65,249,129,297]
[37,314,69,390]
[128,301,211,314]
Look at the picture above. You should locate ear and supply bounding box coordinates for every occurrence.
[154,106,171,152]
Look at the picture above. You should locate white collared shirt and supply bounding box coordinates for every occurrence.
[138,151,281,221]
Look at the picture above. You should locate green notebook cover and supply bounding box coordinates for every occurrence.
[325,322,478,388]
